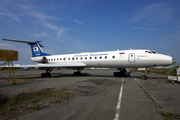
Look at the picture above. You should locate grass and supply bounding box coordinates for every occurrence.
[130,68,177,76]
[0,88,76,111]
[155,104,163,109]
[135,79,180,120]
[32,105,39,110]
[161,109,174,120]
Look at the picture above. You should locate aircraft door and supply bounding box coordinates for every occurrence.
[128,53,135,63]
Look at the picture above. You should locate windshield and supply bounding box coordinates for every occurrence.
[145,50,157,54]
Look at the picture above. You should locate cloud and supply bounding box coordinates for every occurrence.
[33,32,51,38]
[0,12,20,22]
[18,3,67,41]
[133,27,163,31]
[57,28,66,39]
[132,3,173,25]
[74,19,82,25]
[0,42,16,49]
[44,22,58,30]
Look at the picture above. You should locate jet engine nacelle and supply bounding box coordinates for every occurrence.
[31,56,48,63]
[152,66,165,69]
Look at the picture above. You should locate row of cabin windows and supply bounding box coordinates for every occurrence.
[48,56,116,62]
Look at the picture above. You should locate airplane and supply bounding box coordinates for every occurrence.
[2,39,177,78]
[20,67,30,70]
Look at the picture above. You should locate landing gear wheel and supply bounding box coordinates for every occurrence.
[141,75,147,80]
[41,73,45,77]
[41,73,51,77]
[73,71,81,76]
[47,73,51,77]
[170,80,175,83]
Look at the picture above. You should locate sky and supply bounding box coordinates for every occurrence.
[0,0,180,64]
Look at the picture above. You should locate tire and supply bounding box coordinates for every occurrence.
[74,71,81,75]
[170,80,175,83]
[41,73,45,77]
[141,75,147,80]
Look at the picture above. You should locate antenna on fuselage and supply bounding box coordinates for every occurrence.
[128,47,132,50]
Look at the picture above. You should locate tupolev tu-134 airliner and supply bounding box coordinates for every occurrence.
[2,39,177,78]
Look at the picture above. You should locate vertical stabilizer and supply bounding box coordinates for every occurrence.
[29,42,51,57]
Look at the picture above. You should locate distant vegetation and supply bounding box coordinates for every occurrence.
[150,69,177,76]
[130,68,177,76]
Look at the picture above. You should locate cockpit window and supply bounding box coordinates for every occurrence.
[151,50,157,54]
[145,50,157,54]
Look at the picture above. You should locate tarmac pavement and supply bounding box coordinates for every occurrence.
[0,69,179,120]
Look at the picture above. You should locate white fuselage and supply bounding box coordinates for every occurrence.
[31,50,173,68]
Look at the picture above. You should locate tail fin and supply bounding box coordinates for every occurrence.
[3,39,51,57]
[30,42,51,57]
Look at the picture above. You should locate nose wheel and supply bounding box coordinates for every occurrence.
[141,75,147,80]
[141,68,148,80]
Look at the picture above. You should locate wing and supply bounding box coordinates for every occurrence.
[4,63,87,69]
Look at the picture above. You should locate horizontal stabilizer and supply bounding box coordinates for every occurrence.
[3,39,44,47]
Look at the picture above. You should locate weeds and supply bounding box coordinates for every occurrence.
[135,79,180,120]
[0,88,76,112]
[130,68,177,76]
[32,105,39,110]
[157,80,161,85]
[155,104,163,109]
[161,109,174,119]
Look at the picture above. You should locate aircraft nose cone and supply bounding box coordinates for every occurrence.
[172,58,178,64]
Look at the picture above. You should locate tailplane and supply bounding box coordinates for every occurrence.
[3,39,51,57]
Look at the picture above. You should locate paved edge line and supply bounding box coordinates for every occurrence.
[131,74,160,106]
[114,77,124,120]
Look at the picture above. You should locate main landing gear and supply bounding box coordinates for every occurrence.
[114,68,131,77]
[41,69,52,77]
[73,69,83,76]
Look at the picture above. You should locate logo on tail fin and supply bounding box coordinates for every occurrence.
[33,46,40,56]
[33,47,39,51]
[32,44,42,56]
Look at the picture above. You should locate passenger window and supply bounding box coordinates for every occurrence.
[85,57,87,60]
[68,58,70,60]
[105,56,107,59]
[63,58,66,61]
[112,56,115,59]
[90,57,92,59]
[54,59,56,61]
[51,59,53,61]
[60,58,62,60]
[72,57,74,60]
[100,56,102,59]
[81,57,83,60]
[95,57,97,59]
[76,58,78,60]
[57,58,59,61]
